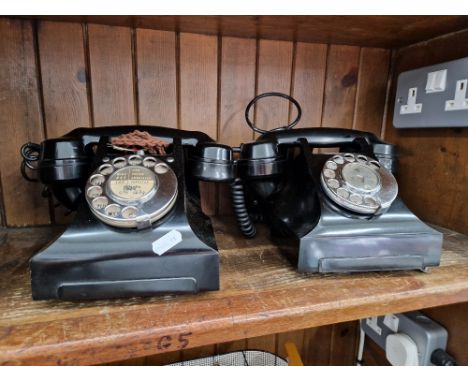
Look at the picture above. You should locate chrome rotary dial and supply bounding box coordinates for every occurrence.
[85,155,178,228]
[320,153,398,214]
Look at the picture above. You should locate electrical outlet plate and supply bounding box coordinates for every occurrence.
[393,56,468,128]
[361,311,448,366]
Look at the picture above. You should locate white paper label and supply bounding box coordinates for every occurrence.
[152,230,182,256]
[366,316,382,335]
[383,314,399,332]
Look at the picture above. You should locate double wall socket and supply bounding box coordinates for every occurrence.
[361,311,448,366]
[393,56,468,128]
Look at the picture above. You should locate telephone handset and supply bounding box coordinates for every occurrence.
[228,93,442,273]
[21,126,230,300]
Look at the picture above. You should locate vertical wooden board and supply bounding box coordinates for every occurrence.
[291,42,327,128]
[136,29,177,127]
[277,330,305,362]
[321,45,360,128]
[302,326,333,365]
[217,339,247,354]
[88,24,135,126]
[362,334,389,365]
[144,350,181,365]
[37,21,91,225]
[352,47,391,135]
[106,356,147,366]
[179,33,218,139]
[0,18,50,226]
[37,21,91,137]
[246,334,277,353]
[218,36,256,215]
[255,39,294,134]
[329,321,359,366]
[179,33,218,215]
[218,37,256,146]
[181,344,216,362]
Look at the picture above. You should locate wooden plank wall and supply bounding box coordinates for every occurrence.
[0,18,392,366]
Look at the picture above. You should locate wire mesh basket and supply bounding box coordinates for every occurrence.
[167,350,288,366]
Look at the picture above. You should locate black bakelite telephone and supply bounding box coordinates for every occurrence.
[197,92,443,273]
[21,126,230,300]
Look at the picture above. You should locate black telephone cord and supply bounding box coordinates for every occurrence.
[244,92,302,135]
[230,178,256,238]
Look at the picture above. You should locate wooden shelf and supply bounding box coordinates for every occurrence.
[1,219,468,365]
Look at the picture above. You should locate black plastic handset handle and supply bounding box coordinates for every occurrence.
[258,127,384,148]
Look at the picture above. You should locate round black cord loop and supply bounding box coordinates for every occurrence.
[20,142,41,182]
[244,92,302,135]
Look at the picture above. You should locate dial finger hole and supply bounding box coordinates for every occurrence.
[344,153,355,162]
[357,155,368,163]
[323,169,336,178]
[90,174,105,186]
[87,185,102,198]
[92,196,108,209]
[143,157,157,167]
[327,179,340,189]
[350,193,363,205]
[128,155,142,165]
[326,161,338,170]
[121,206,138,219]
[105,204,121,217]
[337,187,349,199]
[333,155,344,164]
[155,163,169,174]
[369,160,381,169]
[99,164,113,175]
[364,196,379,207]
[112,157,127,168]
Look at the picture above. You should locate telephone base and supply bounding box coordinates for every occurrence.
[30,203,219,301]
[293,196,443,273]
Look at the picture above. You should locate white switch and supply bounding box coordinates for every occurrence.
[425,69,447,93]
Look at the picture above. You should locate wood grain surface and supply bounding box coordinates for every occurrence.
[0,220,467,365]
[0,18,50,226]
[36,21,91,225]
[217,36,257,215]
[179,33,219,216]
[321,45,360,128]
[136,29,177,127]
[291,42,327,128]
[255,39,293,135]
[37,21,91,137]
[88,24,136,126]
[352,48,391,135]
[20,16,468,49]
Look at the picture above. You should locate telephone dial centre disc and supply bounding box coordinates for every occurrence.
[85,154,178,228]
[320,153,398,214]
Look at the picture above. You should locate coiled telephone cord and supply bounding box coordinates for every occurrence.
[230,178,256,238]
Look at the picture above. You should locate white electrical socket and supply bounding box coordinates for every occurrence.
[400,87,422,114]
[445,79,468,111]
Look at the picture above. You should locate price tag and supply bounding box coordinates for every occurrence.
[152,230,182,256]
